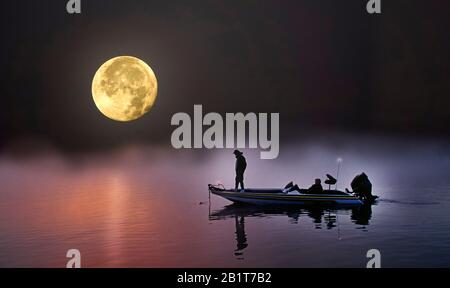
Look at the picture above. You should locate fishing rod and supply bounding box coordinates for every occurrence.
[336,158,342,191]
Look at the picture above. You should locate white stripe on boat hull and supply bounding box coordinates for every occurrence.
[223,195,362,206]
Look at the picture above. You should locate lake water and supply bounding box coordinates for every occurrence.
[1,137,450,267]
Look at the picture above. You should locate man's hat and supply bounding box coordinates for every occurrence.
[233,150,243,155]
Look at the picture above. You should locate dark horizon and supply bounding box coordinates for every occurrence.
[1,0,449,152]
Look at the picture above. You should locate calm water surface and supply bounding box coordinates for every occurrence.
[1,139,450,267]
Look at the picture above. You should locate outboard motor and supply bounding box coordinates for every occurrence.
[351,173,374,201]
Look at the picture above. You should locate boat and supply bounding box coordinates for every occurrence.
[208,184,364,206]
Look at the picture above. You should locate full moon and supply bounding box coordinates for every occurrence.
[92,56,158,121]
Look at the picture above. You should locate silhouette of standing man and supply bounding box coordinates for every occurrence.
[233,150,247,191]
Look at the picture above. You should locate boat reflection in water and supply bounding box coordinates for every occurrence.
[209,203,374,259]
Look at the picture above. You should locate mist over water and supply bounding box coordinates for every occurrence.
[1,135,450,267]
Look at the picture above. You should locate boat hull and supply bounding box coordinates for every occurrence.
[209,185,363,206]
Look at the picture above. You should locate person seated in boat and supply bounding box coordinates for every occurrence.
[350,172,373,200]
[307,178,323,194]
[234,150,247,191]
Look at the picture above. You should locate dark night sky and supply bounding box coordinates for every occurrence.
[0,0,449,152]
